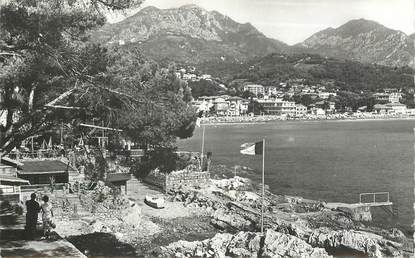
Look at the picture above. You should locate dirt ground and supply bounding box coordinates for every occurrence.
[53,179,216,257]
[126,179,203,219]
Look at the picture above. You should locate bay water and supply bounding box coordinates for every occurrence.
[177,119,414,232]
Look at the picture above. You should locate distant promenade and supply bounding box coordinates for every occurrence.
[201,113,415,125]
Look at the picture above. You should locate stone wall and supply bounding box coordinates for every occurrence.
[143,170,166,190]
[144,168,210,191]
[166,169,210,192]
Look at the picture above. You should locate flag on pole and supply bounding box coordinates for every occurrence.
[240,141,263,155]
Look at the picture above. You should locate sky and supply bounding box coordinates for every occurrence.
[107,0,415,45]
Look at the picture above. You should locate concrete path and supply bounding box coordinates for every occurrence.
[0,214,85,257]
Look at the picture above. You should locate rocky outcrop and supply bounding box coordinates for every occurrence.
[166,178,407,257]
[308,228,402,257]
[153,229,331,258]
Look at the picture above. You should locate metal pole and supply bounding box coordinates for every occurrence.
[201,125,205,171]
[60,122,63,146]
[261,138,265,234]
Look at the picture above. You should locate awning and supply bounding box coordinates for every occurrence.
[0,175,30,185]
[1,157,23,168]
[18,160,76,174]
[106,173,131,183]
[17,170,67,175]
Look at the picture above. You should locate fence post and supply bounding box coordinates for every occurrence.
[373,193,376,203]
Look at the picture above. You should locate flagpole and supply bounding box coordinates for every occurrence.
[201,125,206,171]
[261,138,265,235]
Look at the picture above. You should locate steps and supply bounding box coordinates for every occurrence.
[126,176,141,194]
[52,192,89,218]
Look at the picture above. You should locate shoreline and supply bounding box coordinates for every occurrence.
[54,175,413,257]
[208,165,414,236]
[200,115,415,126]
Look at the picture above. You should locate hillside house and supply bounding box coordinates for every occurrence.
[243,84,264,96]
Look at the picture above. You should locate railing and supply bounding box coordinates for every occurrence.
[21,183,68,192]
[359,192,390,204]
[7,150,64,160]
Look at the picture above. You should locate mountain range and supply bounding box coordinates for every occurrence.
[91,4,288,63]
[91,4,414,67]
[294,19,414,67]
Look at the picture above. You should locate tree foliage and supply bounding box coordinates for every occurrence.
[100,47,197,148]
[0,0,196,156]
[187,79,224,98]
[198,53,414,92]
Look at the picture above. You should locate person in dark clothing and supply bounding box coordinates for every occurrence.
[25,193,40,239]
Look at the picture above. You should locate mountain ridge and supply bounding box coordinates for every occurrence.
[294,18,414,67]
[92,4,289,63]
[93,6,414,67]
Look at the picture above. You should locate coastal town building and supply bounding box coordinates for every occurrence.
[315,101,336,113]
[386,103,407,114]
[257,99,296,116]
[194,95,249,116]
[318,92,337,99]
[243,84,264,96]
[373,103,407,114]
[200,74,212,80]
[264,86,278,97]
[213,97,230,116]
[311,108,326,116]
[182,73,197,81]
[295,104,307,116]
[192,99,211,114]
[373,92,402,103]
[227,96,249,116]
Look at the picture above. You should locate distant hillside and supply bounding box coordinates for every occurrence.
[91,5,288,64]
[198,53,414,92]
[293,19,414,67]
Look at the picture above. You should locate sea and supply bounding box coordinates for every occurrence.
[177,119,414,233]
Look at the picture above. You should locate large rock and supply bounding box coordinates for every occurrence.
[227,231,262,257]
[120,204,142,226]
[212,176,254,191]
[262,230,330,258]
[211,207,256,231]
[308,227,402,257]
[154,229,330,258]
[206,233,234,258]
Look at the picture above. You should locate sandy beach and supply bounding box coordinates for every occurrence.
[200,115,415,126]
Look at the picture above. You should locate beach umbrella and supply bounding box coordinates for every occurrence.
[41,139,47,149]
[79,136,84,146]
[48,137,53,149]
